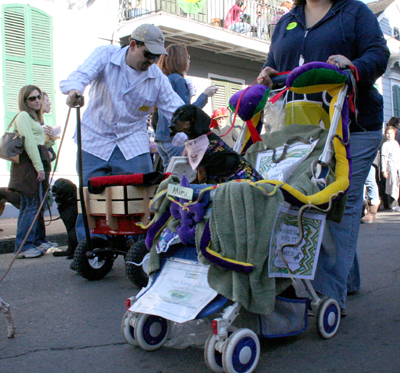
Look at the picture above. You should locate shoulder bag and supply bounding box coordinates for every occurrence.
[0,115,25,163]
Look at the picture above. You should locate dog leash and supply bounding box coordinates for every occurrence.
[0,108,72,285]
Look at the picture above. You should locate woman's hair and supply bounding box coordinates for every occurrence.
[293,0,338,6]
[18,85,43,123]
[40,92,49,116]
[388,117,399,127]
[157,44,189,76]
[385,125,397,136]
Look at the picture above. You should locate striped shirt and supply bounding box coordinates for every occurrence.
[60,45,184,161]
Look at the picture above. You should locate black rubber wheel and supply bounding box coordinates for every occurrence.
[73,237,114,281]
[125,239,150,288]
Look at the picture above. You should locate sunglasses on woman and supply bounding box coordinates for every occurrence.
[27,95,42,102]
[143,49,160,61]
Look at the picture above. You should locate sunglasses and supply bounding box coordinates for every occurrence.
[27,94,42,102]
[143,49,160,61]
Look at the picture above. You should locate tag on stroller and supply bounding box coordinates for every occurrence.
[268,204,326,279]
[255,140,318,183]
[168,184,193,201]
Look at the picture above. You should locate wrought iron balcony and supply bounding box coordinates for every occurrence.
[118,0,289,42]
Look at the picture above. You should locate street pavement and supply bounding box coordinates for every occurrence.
[0,211,399,373]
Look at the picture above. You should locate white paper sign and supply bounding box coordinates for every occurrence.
[268,204,326,280]
[130,259,217,323]
[255,140,318,182]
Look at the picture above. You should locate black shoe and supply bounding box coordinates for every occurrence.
[66,254,74,260]
[53,251,69,257]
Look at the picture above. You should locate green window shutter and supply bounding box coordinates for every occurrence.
[2,5,27,122]
[393,85,400,118]
[2,4,55,126]
[211,79,244,128]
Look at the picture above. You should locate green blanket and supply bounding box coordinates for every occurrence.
[196,181,291,315]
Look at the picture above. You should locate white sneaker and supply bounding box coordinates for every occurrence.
[47,241,59,249]
[35,243,51,254]
[394,206,400,212]
[17,248,43,259]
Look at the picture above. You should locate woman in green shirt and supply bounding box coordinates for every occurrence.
[9,85,51,258]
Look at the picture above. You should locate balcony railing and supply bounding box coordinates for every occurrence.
[118,0,288,42]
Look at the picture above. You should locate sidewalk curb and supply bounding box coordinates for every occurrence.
[0,233,68,255]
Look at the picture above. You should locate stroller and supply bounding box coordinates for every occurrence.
[121,62,353,373]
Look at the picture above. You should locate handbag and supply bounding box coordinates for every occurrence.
[0,115,25,163]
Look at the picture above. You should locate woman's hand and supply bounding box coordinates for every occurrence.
[257,66,279,88]
[327,55,354,69]
[203,86,219,97]
[37,171,45,182]
[43,125,55,142]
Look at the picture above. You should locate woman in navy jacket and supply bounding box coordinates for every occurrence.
[155,44,217,171]
[258,0,390,314]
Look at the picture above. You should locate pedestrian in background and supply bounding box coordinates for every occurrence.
[155,43,218,171]
[381,126,400,211]
[8,85,52,259]
[210,107,238,148]
[33,91,59,252]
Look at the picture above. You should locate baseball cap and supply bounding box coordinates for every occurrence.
[131,24,167,55]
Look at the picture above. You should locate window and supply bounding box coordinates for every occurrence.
[210,79,244,128]
[394,27,400,41]
[2,4,55,126]
[393,85,400,117]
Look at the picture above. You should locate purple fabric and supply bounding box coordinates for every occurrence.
[199,221,254,273]
[145,210,171,250]
[169,175,209,245]
[229,85,268,121]
[286,61,347,88]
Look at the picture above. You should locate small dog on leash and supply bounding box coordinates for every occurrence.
[0,296,15,338]
[52,179,78,259]
[169,105,262,184]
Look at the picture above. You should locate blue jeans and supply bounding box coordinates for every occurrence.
[75,147,153,242]
[15,193,39,253]
[364,165,380,205]
[34,184,47,246]
[312,130,382,309]
[157,141,184,172]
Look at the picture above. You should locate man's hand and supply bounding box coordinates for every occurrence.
[257,66,279,88]
[66,89,83,108]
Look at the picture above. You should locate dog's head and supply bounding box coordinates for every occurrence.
[52,178,77,206]
[169,105,212,140]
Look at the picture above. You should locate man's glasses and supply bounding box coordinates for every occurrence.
[27,95,42,102]
[143,49,160,61]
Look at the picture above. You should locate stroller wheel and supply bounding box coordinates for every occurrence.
[121,311,139,346]
[222,328,260,373]
[204,333,224,372]
[73,237,114,280]
[125,239,149,288]
[134,313,170,351]
[316,298,340,339]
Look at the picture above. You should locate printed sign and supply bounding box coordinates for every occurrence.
[130,259,217,323]
[268,204,326,279]
[255,140,318,182]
